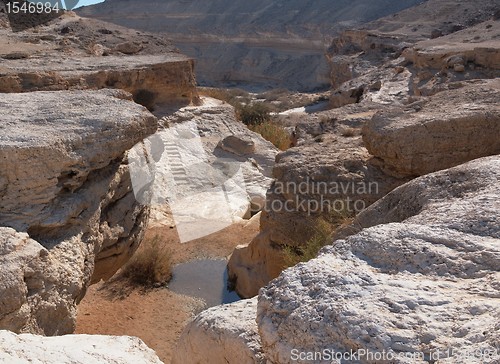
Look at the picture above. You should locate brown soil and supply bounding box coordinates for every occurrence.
[75,218,260,363]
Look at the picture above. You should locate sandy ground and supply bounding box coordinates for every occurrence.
[75,216,260,363]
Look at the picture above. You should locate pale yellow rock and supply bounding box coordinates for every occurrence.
[363,79,500,177]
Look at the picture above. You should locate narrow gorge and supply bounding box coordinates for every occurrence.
[1,0,499,363]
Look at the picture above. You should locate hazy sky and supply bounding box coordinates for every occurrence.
[75,0,104,8]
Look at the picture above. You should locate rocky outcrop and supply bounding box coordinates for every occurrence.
[228,113,408,298]
[0,89,157,334]
[229,76,500,298]
[402,18,500,71]
[326,2,500,108]
[0,330,162,363]
[0,54,196,108]
[0,13,197,109]
[363,80,500,177]
[366,0,499,40]
[173,298,264,364]
[140,97,278,242]
[175,156,500,363]
[257,155,500,363]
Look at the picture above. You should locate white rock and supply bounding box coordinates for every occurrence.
[173,298,265,364]
[0,90,157,334]
[138,98,278,242]
[0,330,163,364]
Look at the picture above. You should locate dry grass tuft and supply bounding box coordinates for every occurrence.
[249,121,291,150]
[120,235,173,287]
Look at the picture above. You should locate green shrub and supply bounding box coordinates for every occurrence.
[120,235,172,287]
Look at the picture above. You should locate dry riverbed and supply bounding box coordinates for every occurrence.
[76,217,260,363]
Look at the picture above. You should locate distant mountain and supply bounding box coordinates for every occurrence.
[77,0,425,38]
[78,0,425,90]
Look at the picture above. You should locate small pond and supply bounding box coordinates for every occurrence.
[168,259,240,308]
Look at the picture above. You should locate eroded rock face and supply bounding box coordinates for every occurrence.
[173,298,264,364]
[257,156,500,364]
[0,54,196,108]
[0,330,162,364]
[228,125,407,298]
[363,80,500,177]
[0,89,157,334]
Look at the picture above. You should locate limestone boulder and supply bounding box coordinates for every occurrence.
[218,135,256,156]
[363,79,500,177]
[173,298,264,364]
[0,330,162,363]
[257,156,500,363]
[143,98,278,242]
[0,89,157,334]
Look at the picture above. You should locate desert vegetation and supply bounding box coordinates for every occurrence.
[248,121,291,151]
[120,235,173,287]
[199,87,292,150]
[282,206,354,268]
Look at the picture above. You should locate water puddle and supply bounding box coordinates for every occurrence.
[168,259,240,308]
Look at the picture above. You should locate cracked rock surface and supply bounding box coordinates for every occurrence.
[0,89,157,334]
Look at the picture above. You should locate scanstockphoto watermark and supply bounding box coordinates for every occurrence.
[290,347,500,363]
[264,179,379,216]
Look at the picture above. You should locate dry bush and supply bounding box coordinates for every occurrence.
[120,235,172,287]
[238,102,272,125]
[249,121,291,150]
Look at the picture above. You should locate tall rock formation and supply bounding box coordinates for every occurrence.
[0,10,198,336]
[0,89,157,334]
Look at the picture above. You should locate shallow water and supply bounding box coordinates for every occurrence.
[168,259,240,308]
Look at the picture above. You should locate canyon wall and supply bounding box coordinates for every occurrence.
[0,12,197,340]
[77,0,424,91]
